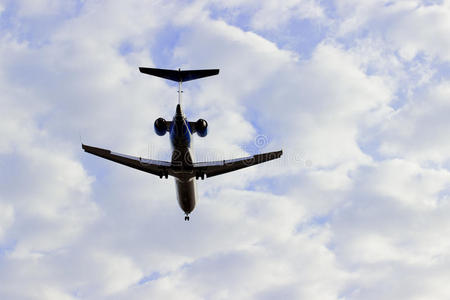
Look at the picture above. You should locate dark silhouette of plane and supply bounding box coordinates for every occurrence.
[82,68,282,221]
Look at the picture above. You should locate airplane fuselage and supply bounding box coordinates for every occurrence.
[170,104,197,217]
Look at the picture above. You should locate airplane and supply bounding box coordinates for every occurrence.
[82,68,282,221]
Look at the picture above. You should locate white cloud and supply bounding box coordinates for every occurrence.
[335,0,450,61]
[1,0,450,299]
[13,0,75,16]
[331,159,450,299]
[250,0,325,30]
[378,82,450,164]
[242,42,393,173]
[386,2,450,61]
[0,203,14,241]
[208,0,325,30]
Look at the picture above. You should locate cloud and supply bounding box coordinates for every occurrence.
[378,82,450,164]
[331,159,450,299]
[0,203,14,241]
[1,0,450,299]
[208,0,325,29]
[13,0,75,17]
[335,0,450,61]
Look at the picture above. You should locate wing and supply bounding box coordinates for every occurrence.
[82,144,171,178]
[193,150,282,178]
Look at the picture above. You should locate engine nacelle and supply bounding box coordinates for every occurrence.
[154,117,167,136]
[195,119,208,137]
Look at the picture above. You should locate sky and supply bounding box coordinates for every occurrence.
[1,0,450,299]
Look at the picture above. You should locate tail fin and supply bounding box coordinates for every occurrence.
[139,67,219,82]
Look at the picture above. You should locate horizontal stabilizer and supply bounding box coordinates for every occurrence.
[139,67,219,82]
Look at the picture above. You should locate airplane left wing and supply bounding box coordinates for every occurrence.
[193,150,282,179]
[82,144,171,178]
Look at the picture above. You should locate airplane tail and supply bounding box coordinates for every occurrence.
[139,67,219,83]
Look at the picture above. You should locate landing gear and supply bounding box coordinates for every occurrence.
[185,215,190,221]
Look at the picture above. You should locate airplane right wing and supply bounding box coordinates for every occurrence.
[193,150,282,178]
